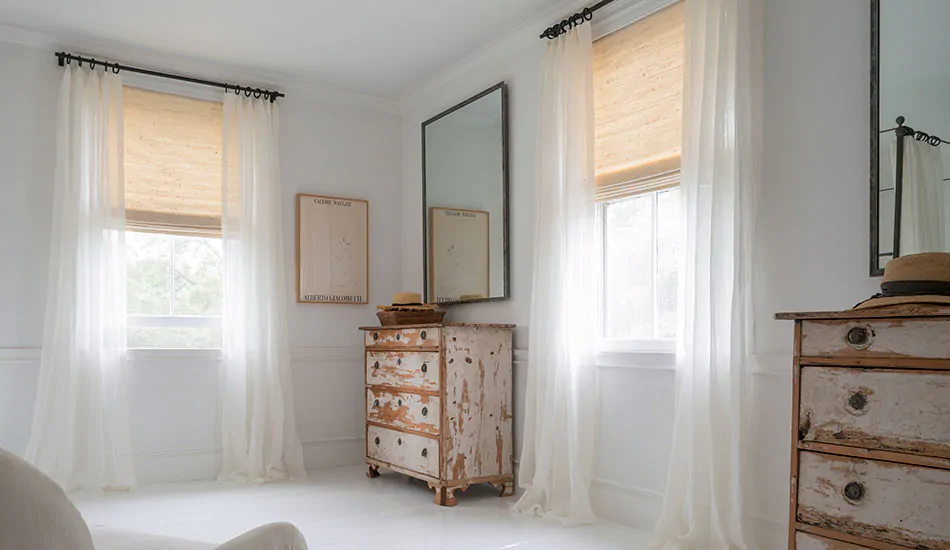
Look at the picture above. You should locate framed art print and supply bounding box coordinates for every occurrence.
[296,194,368,304]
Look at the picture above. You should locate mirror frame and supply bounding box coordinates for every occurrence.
[869,0,883,276]
[421,82,510,305]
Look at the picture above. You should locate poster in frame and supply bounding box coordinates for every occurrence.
[296,193,368,304]
[428,207,490,304]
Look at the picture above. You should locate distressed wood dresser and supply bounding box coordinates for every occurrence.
[359,322,515,506]
[777,305,950,550]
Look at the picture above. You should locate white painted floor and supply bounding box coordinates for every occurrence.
[74,466,651,549]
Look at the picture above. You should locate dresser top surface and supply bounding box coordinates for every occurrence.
[359,323,516,331]
[776,304,950,321]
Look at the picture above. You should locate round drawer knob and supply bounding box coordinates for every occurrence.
[374,437,380,445]
[373,361,379,369]
[373,399,379,407]
[397,358,402,365]
[421,407,428,417]
[373,332,379,340]
[397,399,403,407]
[848,392,867,411]
[845,326,872,349]
[844,481,865,502]
[397,438,402,446]
[421,363,428,373]
[421,448,428,458]
[421,331,427,340]
[396,333,401,341]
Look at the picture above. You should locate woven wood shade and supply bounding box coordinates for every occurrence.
[593,1,684,201]
[124,86,223,236]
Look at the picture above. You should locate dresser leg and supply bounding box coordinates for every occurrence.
[366,465,380,479]
[433,486,458,507]
[498,481,514,497]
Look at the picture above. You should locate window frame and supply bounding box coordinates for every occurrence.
[597,187,679,355]
[592,0,683,363]
[121,77,226,353]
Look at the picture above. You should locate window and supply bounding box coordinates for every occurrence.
[594,1,684,348]
[123,86,224,349]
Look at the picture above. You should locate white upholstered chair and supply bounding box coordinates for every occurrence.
[0,448,308,550]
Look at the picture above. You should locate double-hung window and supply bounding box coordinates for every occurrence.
[123,87,224,349]
[593,1,685,351]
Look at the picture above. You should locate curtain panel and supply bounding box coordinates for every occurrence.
[26,65,136,491]
[219,94,305,483]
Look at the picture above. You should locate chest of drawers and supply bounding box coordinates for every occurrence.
[359,323,515,506]
[777,305,950,549]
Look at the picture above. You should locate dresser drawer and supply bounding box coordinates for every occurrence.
[365,327,440,349]
[366,350,439,391]
[796,532,872,549]
[800,366,950,459]
[367,425,439,478]
[797,451,950,549]
[800,318,950,360]
[366,388,439,435]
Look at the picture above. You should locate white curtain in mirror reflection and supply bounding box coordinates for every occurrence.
[893,139,947,255]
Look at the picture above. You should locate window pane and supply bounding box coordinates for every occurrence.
[173,236,223,316]
[605,194,655,339]
[128,327,222,349]
[656,188,681,339]
[126,232,171,315]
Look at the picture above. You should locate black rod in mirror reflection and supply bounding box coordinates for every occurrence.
[879,115,948,259]
[539,0,617,40]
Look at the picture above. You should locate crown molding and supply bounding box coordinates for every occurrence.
[398,0,587,114]
[0,23,401,114]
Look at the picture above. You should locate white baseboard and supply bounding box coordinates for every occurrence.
[133,435,365,485]
[590,478,787,544]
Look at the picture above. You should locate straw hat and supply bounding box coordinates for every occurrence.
[854,252,950,309]
[377,292,438,312]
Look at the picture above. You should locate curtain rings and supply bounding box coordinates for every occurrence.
[253,89,262,99]
[572,12,585,27]
[112,65,120,74]
[244,88,252,97]
[583,7,593,21]
[89,59,96,70]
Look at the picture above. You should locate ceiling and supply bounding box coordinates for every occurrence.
[0,0,568,99]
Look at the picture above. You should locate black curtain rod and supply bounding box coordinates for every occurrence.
[540,0,618,40]
[55,52,284,103]
[880,115,948,147]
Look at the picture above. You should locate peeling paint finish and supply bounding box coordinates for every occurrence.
[800,367,950,458]
[442,326,513,482]
[796,532,872,549]
[366,388,440,435]
[367,425,439,478]
[365,328,440,349]
[366,350,440,391]
[797,451,950,549]
[801,319,950,359]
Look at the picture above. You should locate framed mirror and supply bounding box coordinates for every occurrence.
[422,83,509,304]
[870,0,950,275]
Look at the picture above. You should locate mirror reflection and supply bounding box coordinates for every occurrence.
[874,0,950,273]
[423,83,508,304]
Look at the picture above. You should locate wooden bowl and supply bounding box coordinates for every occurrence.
[376,310,446,326]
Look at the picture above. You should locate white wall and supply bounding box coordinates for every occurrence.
[400,0,881,544]
[0,38,403,483]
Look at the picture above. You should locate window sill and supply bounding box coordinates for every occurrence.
[126,348,222,363]
[595,350,676,370]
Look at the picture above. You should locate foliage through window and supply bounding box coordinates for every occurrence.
[602,188,681,342]
[126,232,223,349]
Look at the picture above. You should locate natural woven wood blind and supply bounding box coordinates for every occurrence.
[593,1,684,201]
[124,86,223,236]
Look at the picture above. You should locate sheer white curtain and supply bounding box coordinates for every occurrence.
[26,65,135,491]
[651,0,761,548]
[512,24,598,524]
[893,140,946,254]
[219,94,305,483]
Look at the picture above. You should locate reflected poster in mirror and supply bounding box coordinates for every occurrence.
[871,0,950,275]
[423,83,508,304]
